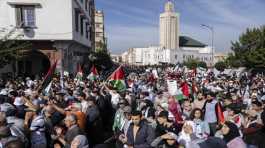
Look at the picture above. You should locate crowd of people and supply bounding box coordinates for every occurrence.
[0,65,265,148]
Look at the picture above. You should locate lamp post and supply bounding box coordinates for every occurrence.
[201,24,214,67]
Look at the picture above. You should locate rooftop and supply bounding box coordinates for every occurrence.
[179,36,206,47]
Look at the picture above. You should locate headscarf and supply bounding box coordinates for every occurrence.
[223,121,240,143]
[71,135,89,148]
[178,121,195,146]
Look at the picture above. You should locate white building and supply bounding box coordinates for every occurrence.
[122,36,213,65]
[0,0,95,76]
[160,0,179,49]
[120,0,213,66]
[94,10,106,50]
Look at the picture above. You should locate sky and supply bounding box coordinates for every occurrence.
[95,0,265,54]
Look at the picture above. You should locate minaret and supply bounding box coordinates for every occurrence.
[160,0,180,49]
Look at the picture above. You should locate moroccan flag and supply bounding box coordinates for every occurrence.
[216,102,225,124]
[76,64,83,81]
[108,66,126,92]
[88,65,99,81]
[41,60,57,93]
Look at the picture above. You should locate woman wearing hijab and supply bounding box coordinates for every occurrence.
[221,121,246,148]
[177,121,197,147]
[70,135,89,148]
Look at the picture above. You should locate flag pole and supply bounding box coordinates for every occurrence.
[37,60,57,93]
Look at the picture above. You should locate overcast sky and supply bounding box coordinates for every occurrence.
[95,0,265,54]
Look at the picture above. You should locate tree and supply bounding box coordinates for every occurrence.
[215,61,227,72]
[198,61,207,69]
[95,40,107,53]
[183,59,198,69]
[183,58,207,69]
[226,25,265,68]
[0,27,30,68]
[89,48,113,71]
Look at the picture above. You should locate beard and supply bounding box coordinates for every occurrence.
[133,120,140,126]
[198,97,203,100]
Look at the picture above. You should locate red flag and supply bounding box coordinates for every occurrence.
[90,65,98,76]
[107,66,126,91]
[108,66,125,80]
[216,102,225,124]
[181,82,189,97]
[41,60,57,91]
[77,63,83,74]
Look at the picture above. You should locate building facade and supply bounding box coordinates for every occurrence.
[120,1,214,66]
[214,53,228,64]
[94,10,106,51]
[121,37,213,66]
[160,0,179,50]
[0,0,95,76]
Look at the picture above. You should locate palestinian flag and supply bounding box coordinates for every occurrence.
[108,66,126,92]
[88,65,99,81]
[41,60,57,93]
[76,64,83,81]
[181,82,190,97]
[216,102,225,124]
[175,88,185,101]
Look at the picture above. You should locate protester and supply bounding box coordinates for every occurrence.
[120,110,155,148]
[0,64,264,148]
[190,108,210,139]
[221,121,246,148]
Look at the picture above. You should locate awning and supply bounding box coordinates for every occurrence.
[7,0,41,6]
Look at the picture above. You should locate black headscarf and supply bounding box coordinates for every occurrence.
[223,121,240,143]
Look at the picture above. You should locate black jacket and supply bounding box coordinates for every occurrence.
[126,120,155,148]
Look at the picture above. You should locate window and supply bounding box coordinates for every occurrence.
[15,6,36,28]
[80,17,84,36]
[96,32,101,37]
[89,26,92,40]
[85,22,89,39]
[85,0,88,10]
[96,23,100,28]
[75,10,79,32]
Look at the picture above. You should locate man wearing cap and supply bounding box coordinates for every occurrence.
[151,132,178,148]
[13,96,26,119]
[24,107,47,148]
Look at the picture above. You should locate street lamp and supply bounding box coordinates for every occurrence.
[201,24,214,66]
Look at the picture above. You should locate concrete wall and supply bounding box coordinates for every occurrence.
[72,0,92,47]
[0,0,91,47]
[0,0,73,40]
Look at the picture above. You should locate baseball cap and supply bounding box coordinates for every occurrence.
[13,97,25,106]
